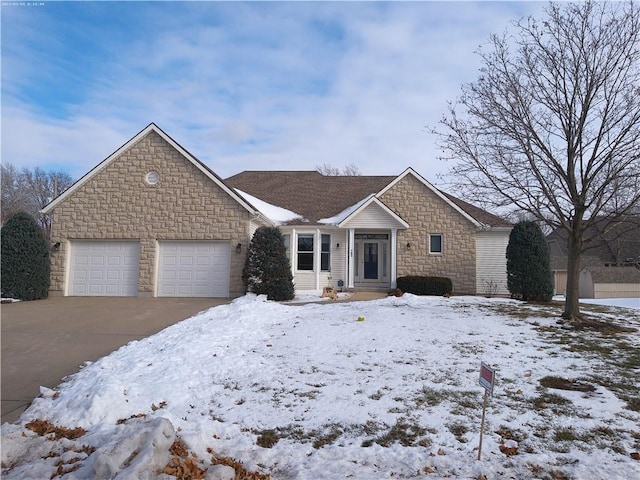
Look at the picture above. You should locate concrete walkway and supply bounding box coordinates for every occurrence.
[1,297,227,424]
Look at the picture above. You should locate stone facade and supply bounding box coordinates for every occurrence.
[380,174,477,294]
[49,130,251,296]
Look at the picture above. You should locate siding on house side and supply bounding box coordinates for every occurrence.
[341,201,407,229]
[594,283,640,299]
[476,230,510,296]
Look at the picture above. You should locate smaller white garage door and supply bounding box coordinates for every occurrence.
[69,241,140,296]
[157,241,230,297]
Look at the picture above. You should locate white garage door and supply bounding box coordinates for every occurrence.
[157,241,230,297]
[69,241,140,296]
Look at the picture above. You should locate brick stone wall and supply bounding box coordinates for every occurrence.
[380,174,477,294]
[49,131,251,296]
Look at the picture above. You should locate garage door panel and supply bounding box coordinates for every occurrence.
[158,241,230,297]
[106,270,120,280]
[107,256,122,266]
[89,270,104,280]
[70,241,140,296]
[178,271,193,281]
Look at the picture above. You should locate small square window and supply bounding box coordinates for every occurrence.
[429,234,443,254]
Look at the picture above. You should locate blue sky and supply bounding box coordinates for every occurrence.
[1,1,544,184]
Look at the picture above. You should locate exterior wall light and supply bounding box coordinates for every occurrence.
[236,243,242,254]
[336,243,340,248]
[52,242,61,252]
[406,242,411,250]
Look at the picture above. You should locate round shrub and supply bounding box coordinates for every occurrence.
[1,211,50,300]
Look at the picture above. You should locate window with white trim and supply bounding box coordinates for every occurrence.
[321,234,330,271]
[429,234,443,254]
[282,234,291,261]
[297,234,314,270]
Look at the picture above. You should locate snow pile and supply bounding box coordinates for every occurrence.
[2,294,639,479]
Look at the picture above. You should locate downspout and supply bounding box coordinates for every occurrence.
[315,228,321,290]
[391,228,398,288]
[291,228,297,280]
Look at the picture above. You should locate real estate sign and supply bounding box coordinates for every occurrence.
[479,362,495,395]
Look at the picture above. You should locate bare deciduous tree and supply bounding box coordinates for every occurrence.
[316,163,361,176]
[437,1,640,319]
[1,163,26,224]
[1,163,74,240]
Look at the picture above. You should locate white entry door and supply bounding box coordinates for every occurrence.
[157,241,230,297]
[69,241,140,296]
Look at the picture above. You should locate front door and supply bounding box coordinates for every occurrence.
[363,242,378,279]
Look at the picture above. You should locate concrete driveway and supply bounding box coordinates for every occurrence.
[1,296,228,424]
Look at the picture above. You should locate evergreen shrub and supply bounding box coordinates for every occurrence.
[396,276,453,296]
[242,226,295,301]
[1,211,50,300]
[506,221,554,302]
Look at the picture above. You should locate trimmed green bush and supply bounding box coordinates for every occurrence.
[1,211,50,300]
[242,226,295,301]
[506,221,554,302]
[396,276,453,296]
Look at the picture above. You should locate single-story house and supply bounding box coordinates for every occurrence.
[579,266,640,299]
[42,123,512,298]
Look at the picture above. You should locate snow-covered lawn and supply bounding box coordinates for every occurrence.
[2,294,639,479]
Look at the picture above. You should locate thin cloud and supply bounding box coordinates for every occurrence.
[1,2,543,183]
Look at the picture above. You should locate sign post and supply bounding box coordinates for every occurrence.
[477,362,496,461]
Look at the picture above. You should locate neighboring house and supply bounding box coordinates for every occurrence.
[579,267,640,299]
[42,123,512,298]
[548,216,640,295]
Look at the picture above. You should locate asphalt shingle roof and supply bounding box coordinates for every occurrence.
[225,171,511,227]
[584,266,640,284]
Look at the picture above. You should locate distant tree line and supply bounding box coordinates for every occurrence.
[1,163,74,240]
[316,163,361,176]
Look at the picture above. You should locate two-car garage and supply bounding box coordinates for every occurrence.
[68,240,230,297]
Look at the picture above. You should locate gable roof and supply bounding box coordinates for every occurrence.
[41,123,262,219]
[334,195,410,229]
[226,168,511,227]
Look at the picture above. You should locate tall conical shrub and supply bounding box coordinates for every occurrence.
[1,211,50,300]
[506,221,554,302]
[242,226,295,301]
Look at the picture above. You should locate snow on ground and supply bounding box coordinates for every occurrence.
[580,298,640,310]
[2,294,640,479]
[552,295,640,311]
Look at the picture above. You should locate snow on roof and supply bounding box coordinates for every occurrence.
[234,189,304,224]
[318,194,375,225]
